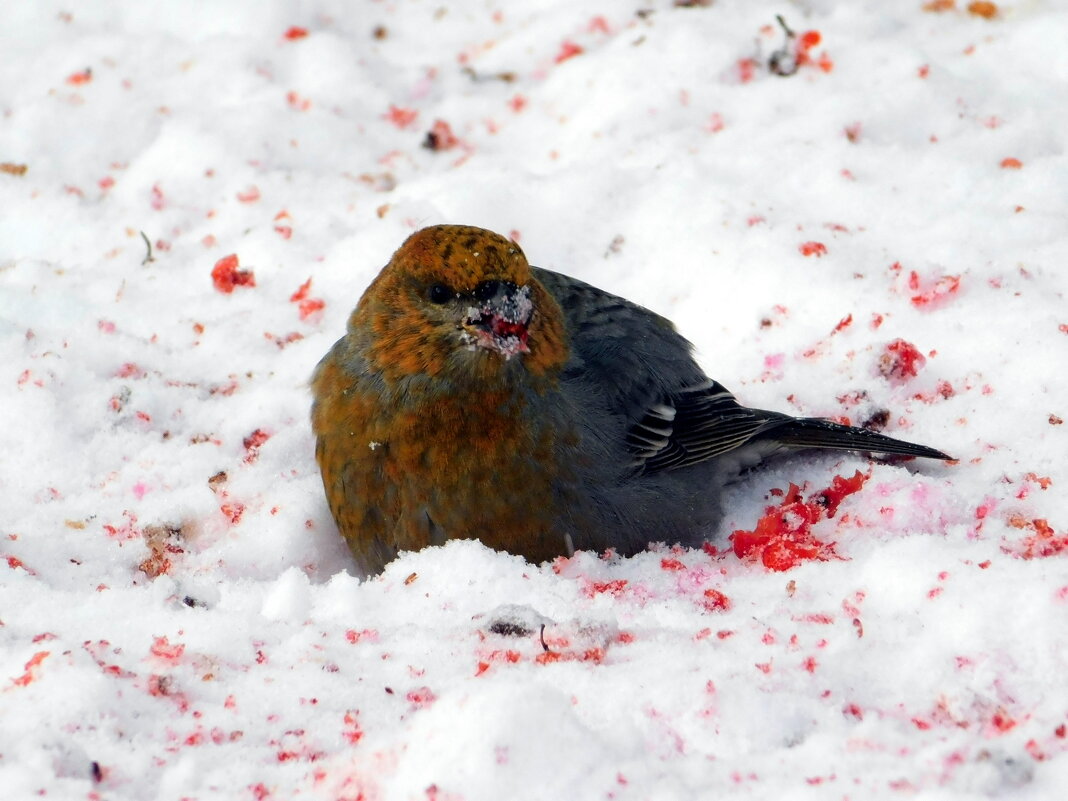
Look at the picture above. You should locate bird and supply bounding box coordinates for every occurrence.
[311,224,949,576]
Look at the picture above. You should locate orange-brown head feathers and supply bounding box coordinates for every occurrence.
[390,224,533,291]
[350,225,569,384]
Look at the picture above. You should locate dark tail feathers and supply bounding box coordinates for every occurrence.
[767,416,951,461]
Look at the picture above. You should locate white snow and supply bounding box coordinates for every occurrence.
[2,2,1067,799]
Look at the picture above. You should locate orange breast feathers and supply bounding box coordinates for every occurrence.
[311,353,582,567]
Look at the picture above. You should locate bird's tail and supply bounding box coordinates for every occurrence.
[764,416,951,460]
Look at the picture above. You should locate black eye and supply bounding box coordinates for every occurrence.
[427,284,454,304]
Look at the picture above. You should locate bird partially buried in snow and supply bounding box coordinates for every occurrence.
[311,225,949,576]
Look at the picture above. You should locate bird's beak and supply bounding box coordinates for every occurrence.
[462,281,533,359]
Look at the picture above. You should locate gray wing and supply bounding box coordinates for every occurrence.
[532,267,949,476]
[531,265,707,416]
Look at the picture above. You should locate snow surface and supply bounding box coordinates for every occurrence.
[2,1,1067,799]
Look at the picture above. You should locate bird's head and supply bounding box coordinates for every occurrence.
[351,225,568,383]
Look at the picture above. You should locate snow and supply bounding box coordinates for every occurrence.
[2,1,1067,799]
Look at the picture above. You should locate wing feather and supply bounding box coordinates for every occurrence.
[529,266,948,476]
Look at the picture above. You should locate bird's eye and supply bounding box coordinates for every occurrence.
[427,284,454,304]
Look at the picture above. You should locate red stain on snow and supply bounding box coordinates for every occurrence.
[287,91,311,111]
[797,30,821,55]
[243,428,271,463]
[536,647,604,666]
[794,613,835,624]
[475,649,522,676]
[343,710,363,744]
[555,41,584,64]
[583,578,628,597]
[878,339,926,384]
[736,57,759,83]
[290,277,312,301]
[221,502,246,525]
[988,709,1017,735]
[406,687,437,708]
[11,651,50,687]
[290,278,325,318]
[831,314,853,334]
[911,379,956,404]
[146,674,189,712]
[799,241,827,257]
[701,588,732,612]
[424,119,461,151]
[1002,517,1068,559]
[385,105,419,129]
[731,472,868,571]
[211,254,256,293]
[344,629,379,644]
[150,636,185,663]
[1024,473,1052,490]
[67,68,92,85]
[587,16,611,34]
[5,555,35,574]
[974,497,997,527]
[908,271,961,308]
[103,511,140,541]
[299,298,325,320]
[114,362,145,379]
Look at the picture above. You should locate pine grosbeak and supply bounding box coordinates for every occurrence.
[312,225,948,576]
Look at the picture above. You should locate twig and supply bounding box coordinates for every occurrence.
[769,15,799,77]
[140,231,155,265]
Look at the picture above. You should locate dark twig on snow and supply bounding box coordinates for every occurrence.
[769,15,799,77]
[140,231,155,265]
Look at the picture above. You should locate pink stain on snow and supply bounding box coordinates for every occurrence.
[150,635,185,664]
[406,687,437,708]
[761,352,785,381]
[910,483,932,508]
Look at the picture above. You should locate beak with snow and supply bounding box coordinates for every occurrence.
[461,280,533,359]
